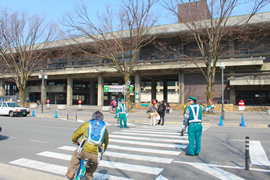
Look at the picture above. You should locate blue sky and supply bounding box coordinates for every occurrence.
[1,0,269,30]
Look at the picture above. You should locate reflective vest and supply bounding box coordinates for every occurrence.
[187,104,202,123]
[119,104,127,114]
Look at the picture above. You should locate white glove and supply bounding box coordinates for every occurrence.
[182,125,186,130]
[126,114,128,117]
[211,104,214,108]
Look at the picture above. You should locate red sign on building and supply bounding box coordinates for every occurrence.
[46,99,50,104]
[78,100,82,104]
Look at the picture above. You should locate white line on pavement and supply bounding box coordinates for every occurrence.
[37,150,173,164]
[9,158,133,180]
[58,145,181,155]
[113,131,188,139]
[250,140,270,166]
[109,134,189,144]
[173,161,244,180]
[109,139,187,149]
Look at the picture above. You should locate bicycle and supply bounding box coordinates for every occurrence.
[72,142,103,180]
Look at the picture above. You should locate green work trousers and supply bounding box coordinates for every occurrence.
[114,108,119,118]
[119,113,127,128]
[187,122,202,155]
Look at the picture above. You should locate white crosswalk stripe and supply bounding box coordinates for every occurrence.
[250,140,270,166]
[8,126,188,179]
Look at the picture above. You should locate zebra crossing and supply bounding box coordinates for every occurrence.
[8,125,270,179]
[9,125,190,180]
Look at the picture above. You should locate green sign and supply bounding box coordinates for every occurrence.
[130,86,133,92]
[104,86,110,92]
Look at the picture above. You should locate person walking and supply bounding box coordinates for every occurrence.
[181,100,190,136]
[66,111,109,180]
[149,99,158,126]
[114,98,121,118]
[183,96,214,156]
[118,99,128,128]
[157,100,166,126]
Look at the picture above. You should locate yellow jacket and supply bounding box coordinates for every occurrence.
[183,103,189,115]
[71,121,109,154]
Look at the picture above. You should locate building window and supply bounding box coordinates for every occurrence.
[151,56,156,60]
[240,48,249,58]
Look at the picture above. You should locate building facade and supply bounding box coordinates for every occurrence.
[0,12,269,107]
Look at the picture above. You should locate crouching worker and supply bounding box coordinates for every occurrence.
[183,96,213,156]
[66,111,109,180]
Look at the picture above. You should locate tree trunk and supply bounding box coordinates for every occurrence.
[19,88,26,107]
[123,74,131,111]
[205,79,214,106]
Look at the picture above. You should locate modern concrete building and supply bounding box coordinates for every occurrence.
[0,10,269,107]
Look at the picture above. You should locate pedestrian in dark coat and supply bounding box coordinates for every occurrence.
[158,101,166,125]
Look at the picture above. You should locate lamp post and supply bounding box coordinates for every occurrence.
[39,73,48,113]
[220,62,225,120]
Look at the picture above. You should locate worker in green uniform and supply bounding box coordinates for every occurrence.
[118,99,128,128]
[183,96,214,156]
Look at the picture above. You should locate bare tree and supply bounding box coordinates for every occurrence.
[63,0,160,109]
[0,9,58,106]
[159,0,269,105]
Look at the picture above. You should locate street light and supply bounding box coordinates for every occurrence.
[39,73,48,113]
[220,62,225,120]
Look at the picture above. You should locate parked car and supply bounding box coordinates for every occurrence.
[0,101,30,117]
[0,124,2,132]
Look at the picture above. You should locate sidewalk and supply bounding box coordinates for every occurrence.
[30,105,270,127]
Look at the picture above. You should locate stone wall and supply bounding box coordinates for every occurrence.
[132,103,270,112]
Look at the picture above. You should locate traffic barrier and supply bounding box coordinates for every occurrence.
[240,115,246,127]
[32,110,35,117]
[218,115,224,126]
[54,111,58,118]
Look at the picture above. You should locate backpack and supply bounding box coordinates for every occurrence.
[87,119,106,146]
[159,105,165,113]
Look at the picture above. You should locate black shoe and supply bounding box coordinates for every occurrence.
[124,126,129,128]
[180,130,184,136]
[195,153,199,156]
[185,153,194,156]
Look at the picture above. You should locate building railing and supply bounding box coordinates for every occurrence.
[42,53,267,71]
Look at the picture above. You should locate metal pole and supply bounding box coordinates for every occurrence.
[221,68,224,120]
[41,75,44,113]
[245,136,250,170]
[76,110,77,121]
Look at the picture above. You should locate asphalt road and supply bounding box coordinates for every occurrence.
[0,115,269,180]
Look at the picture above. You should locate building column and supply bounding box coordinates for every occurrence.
[135,73,141,103]
[151,79,156,100]
[178,69,184,103]
[67,76,73,106]
[163,80,168,102]
[97,74,104,107]
[229,40,235,55]
[229,67,235,105]
[41,80,47,105]
[90,80,95,105]
[0,79,5,96]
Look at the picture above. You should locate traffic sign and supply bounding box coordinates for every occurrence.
[78,100,82,104]
[104,85,134,92]
[239,100,245,111]
[46,99,50,104]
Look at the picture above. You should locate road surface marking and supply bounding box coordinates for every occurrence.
[99,160,163,175]
[58,145,181,155]
[109,138,187,149]
[38,150,173,164]
[123,129,182,135]
[113,131,188,139]
[173,161,244,180]
[29,140,48,144]
[9,158,134,179]
[155,174,168,180]
[250,140,270,166]
[109,134,189,144]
